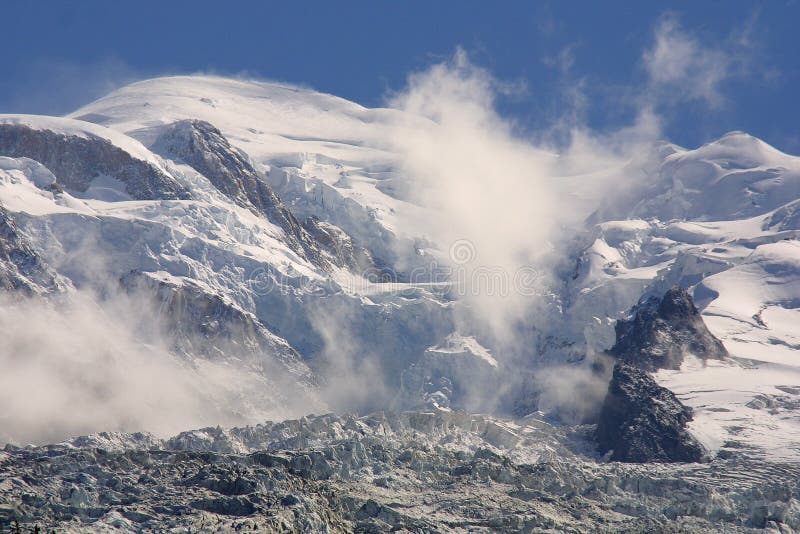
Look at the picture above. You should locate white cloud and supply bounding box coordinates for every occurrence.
[386,49,561,342]
[373,40,698,416]
[385,49,661,352]
[643,15,754,107]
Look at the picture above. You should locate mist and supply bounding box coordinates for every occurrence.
[370,48,671,418]
[0,288,322,445]
[387,50,561,341]
[303,42,696,420]
[385,49,659,343]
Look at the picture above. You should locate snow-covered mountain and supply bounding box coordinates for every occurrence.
[0,75,799,466]
[566,132,800,460]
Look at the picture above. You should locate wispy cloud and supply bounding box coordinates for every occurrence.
[386,48,562,343]
[642,14,758,108]
[3,57,141,116]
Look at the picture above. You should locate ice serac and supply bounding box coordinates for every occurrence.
[152,119,344,269]
[400,334,499,411]
[0,204,63,295]
[611,286,728,371]
[3,411,798,532]
[596,363,705,463]
[301,215,374,272]
[0,116,190,201]
[119,270,317,388]
[70,76,424,272]
[153,119,376,272]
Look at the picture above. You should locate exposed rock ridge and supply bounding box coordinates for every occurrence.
[153,119,372,271]
[594,287,725,463]
[0,123,190,200]
[611,286,728,371]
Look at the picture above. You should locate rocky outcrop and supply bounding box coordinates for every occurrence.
[154,119,371,271]
[0,123,189,200]
[611,286,728,371]
[593,287,723,462]
[0,205,63,295]
[596,363,705,463]
[154,120,289,214]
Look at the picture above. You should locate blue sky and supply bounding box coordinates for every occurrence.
[2,1,799,152]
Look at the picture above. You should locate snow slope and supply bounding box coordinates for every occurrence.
[568,134,800,460]
[70,75,431,268]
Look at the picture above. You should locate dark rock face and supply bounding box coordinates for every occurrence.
[153,120,289,216]
[596,287,718,462]
[0,206,62,295]
[153,120,375,272]
[611,286,728,371]
[596,363,705,463]
[0,123,190,200]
